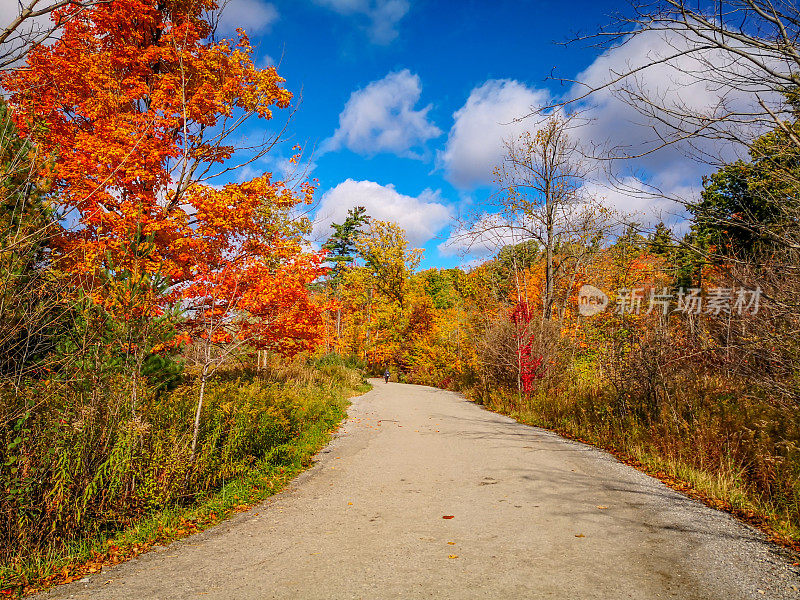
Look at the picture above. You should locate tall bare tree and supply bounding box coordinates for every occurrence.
[484,116,594,320]
[560,1,800,155]
[548,1,800,280]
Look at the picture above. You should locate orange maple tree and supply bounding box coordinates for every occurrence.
[2,0,325,357]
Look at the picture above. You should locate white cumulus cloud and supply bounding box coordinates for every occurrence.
[569,28,771,185]
[580,177,691,229]
[440,28,779,226]
[313,179,452,247]
[217,0,279,35]
[438,213,522,259]
[562,28,781,223]
[439,80,551,189]
[314,0,409,44]
[324,70,441,158]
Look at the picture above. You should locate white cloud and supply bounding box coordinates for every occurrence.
[561,28,781,223]
[580,177,691,229]
[568,28,769,184]
[258,54,277,68]
[314,0,409,44]
[439,80,551,189]
[217,0,279,35]
[440,27,780,233]
[0,4,21,26]
[438,213,521,259]
[313,179,451,246]
[324,70,441,158]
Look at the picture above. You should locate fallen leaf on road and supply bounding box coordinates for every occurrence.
[448,555,458,559]
[596,505,608,510]
[442,515,454,519]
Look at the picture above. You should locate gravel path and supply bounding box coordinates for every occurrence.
[44,381,800,599]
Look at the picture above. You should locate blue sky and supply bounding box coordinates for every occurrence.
[218,0,742,269]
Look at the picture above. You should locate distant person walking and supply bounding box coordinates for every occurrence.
[384,368,390,384]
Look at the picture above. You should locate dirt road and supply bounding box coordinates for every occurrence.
[44,381,799,599]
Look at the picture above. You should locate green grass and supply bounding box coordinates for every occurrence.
[475,388,800,549]
[0,377,371,597]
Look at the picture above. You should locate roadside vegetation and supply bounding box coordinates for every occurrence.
[319,206,800,546]
[1,354,368,595]
[0,1,369,595]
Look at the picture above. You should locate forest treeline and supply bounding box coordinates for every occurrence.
[321,113,800,546]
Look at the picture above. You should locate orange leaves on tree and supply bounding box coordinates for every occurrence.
[2,0,327,354]
[180,248,329,358]
[2,0,296,282]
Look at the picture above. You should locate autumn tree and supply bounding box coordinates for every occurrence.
[1,0,329,464]
[335,221,423,372]
[2,0,317,379]
[357,220,422,310]
[496,117,596,319]
[3,0,301,283]
[322,206,370,342]
[450,116,604,324]
[181,229,326,458]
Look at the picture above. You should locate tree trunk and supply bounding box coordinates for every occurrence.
[544,187,555,320]
[190,365,209,461]
[365,287,372,361]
